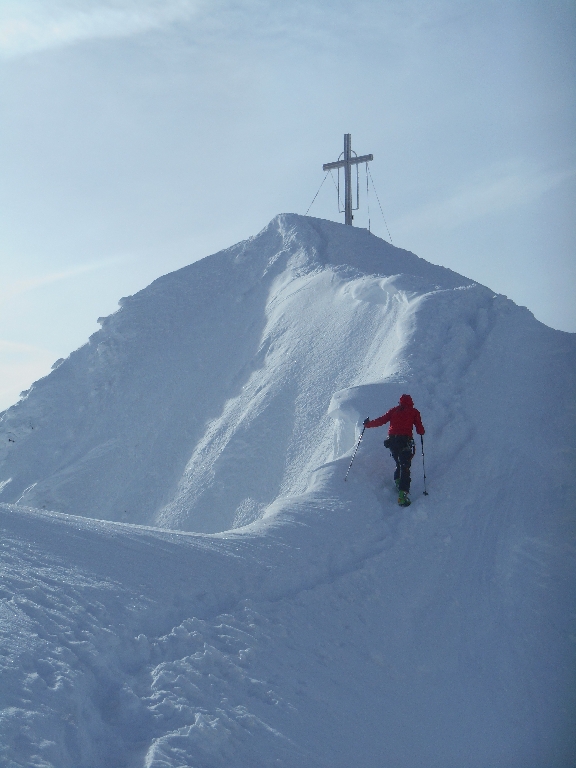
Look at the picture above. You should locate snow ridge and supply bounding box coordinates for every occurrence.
[0,214,472,532]
[0,214,575,767]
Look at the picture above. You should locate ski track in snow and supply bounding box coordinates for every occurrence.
[0,214,575,767]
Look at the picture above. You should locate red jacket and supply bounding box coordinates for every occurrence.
[365,394,425,436]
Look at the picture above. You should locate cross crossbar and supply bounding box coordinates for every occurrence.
[322,153,373,171]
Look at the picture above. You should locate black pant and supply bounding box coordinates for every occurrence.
[386,435,415,492]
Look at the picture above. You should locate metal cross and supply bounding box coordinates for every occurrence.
[323,134,373,225]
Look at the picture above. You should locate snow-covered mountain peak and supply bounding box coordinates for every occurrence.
[1,214,575,767]
[0,214,483,532]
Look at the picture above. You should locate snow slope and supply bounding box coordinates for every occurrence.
[0,214,474,532]
[0,214,575,767]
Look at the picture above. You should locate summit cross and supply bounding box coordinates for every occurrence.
[323,134,373,225]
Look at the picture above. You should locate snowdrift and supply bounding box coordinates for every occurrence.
[0,214,575,767]
[0,213,477,533]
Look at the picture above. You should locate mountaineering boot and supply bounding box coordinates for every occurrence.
[398,490,411,507]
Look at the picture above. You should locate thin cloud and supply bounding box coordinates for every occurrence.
[0,255,134,305]
[393,163,576,235]
[0,0,202,58]
[0,0,456,58]
[0,338,54,357]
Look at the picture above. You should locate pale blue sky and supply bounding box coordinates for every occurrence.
[1,0,575,410]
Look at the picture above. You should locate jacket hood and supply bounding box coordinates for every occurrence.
[399,394,413,407]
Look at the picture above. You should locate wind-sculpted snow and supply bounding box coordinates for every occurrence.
[0,214,575,767]
[0,214,473,532]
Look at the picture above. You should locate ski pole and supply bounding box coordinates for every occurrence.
[420,435,428,495]
[344,422,367,481]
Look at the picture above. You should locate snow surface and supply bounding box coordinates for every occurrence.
[0,213,575,767]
